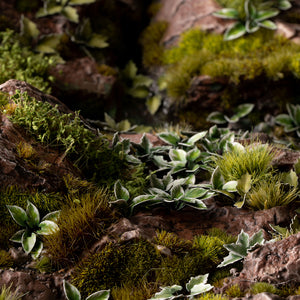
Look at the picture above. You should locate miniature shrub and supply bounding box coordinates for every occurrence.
[140,21,168,68]
[71,239,161,298]
[0,29,55,93]
[250,282,279,295]
[215,143,274,184]
[44,188,116,268]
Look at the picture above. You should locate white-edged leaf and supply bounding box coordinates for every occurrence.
[36,6,62,18]
[42,210,61,222]
[169,149,187,162]
[104,113,116,129]
[36,220,59,235]
[186,131,207,146]
[234,103,254,118]
[256,9,279,21]
[186,147,201,162]
[146,96,161,115]
[63,280,81,300]
[31,240,43,259]
[224,22,247,41]
[184,188,207,199]
[62,6,79,23]
[6,205,27,227]
[131,195,158,208]
[158,132,180,146]
[222,181,238,192]
[236,173,252,194]
[22,231,37,254]
[258,19,277,30]
[217,252,243,268]
[149,285,182,299]
[278,0,292,10]
[249,229,264,248]
[186,274,213,296]
[213,8,239,19]
[10,229,26,243]
[86,290,110,300]
[171,185,184,199]
[226,142,245,153]
[26,201,40,228]
[211,167,225,190]
[88,33,109,48]
[207,111,227,124]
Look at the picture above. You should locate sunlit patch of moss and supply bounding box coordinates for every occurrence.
[16,142,36,160]
[140,21,168,68]
[44,188,116,268]
[71,239,161,298]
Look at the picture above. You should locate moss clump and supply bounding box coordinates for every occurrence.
[196,293,229,300]
[250,282,279,295]
[140,21,168,68]
[162,28,300,100]
[0,250,14,268]
[97,64,118,76]
[71,239,161,298]
[44,188,116,268]
[225,284,244,298]
[215,143,274,184]
[0,29,56,93]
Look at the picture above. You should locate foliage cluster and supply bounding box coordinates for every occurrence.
[0,29,55,93]
[161,29,300,100]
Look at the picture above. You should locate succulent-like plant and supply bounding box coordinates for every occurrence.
[207,104,254,125]
[218,229,264,268]
[213,0,281,40]
[7,201,60,259]
[63,280,110,300]
[148,274,213,299]
[275,104,300,137]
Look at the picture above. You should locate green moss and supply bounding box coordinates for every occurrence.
[71,239,161,298]
[196,293,229,300]
[250,282,279,295]
[140,21,168,68]
[225,284,244,298]
[0,250,14,268]
[0,29,55,93]
[44,188,116,268]
[162,28,300,100]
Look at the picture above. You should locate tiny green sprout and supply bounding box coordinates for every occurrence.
[63,280,110,300]
[218,229,264,268]
[7,201,60,259]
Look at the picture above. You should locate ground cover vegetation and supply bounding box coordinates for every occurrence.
[0,0,300,299]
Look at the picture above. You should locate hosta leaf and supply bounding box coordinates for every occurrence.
[185,174,196,185]
[63,280,81,300]
[213,8,239,19]
[20,15,40,39]
[224,22,247,41]
[149,285,182,299]
[186,147,201,162]
[131,195,158,208]
[275,114,295,131]
[236,173,252,194]
[22,231,37,254]
[225,114,240,123]
[62,6,79,23]
[153,155,170,168]
[42,210,61,222]
[245,19,259,33]
[140,133,152,153]
[146,96,161,115]
[259,20,277,30]
[114,180,130,201]
[171,185,184,199]
[150,174,164,189]
[234,198,246,208]
[86,290,110,300]
[169,149,187,162]
[278,0,292,10]
[158,132,180,146]
[36,34,61,53]
[87,33,109,48]
[186,274,213,296]
[211,167,225,190]
[31,240,43,259]
[37,220,59,235]
[249,229,264,248]
[123,60,137,79]
[10,229,26,243]
[217,252,243,268]
[183,198,207,209]
[226,142,245,153]
[256,9,279,21]
[26,201,40,228]
[186,131,207,146]
[184,188,207,199]
[69,0,97,5]
[245,0,257,19]
[7,205,27,227]
[222,181,238,192]
[234,103,254,118]
[207,111,227,124]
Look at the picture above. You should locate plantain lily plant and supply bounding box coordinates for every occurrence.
[7,201,60,259]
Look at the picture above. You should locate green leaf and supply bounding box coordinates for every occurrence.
[31,240,43,259]
[149,285,182,299]
[131,195,158,208]
[36,34,61,54]
[236,173,252,194]
[269,223,289,237]
[26,201,40,228]
[217,252,243,268]
[171,185,184,199]
[140,133,152,153]
[22,231,37,254]
[186,147,201,162]
[282,170,298,187]
[153,155,170,168]
[116,119,131,132]
[258,20,277,30]
[184,198,207,209]
[226,142,245,153]
[249,229,264,249]
[86,290,110,300]
[234,103,254,118]
[146,96,161,115]
[123,60,137,79]
[7,205,27,227]
[42,210,61,222]
[211,167,225,190]
[184,188,207,199]
[128,86,149,99]
[158,132,180,146]
[63,280,81,300]
[69,0,97,5]
[207,111,227,124]
[186,274,213,296]
[37,220,59,235]
[245,19,259,33]
[62,6,79,23]
[278,0,292,10]
[256,9,279,21]
[213,8,239,19]
[150,174,164,189]
[275,114,294,130]
[10,229,26,243]
[114,180,130,201]
[133,75,153,88]
[222,181,238,192]
[36,6,62,18]
[20,15,40,39]
[87,34,109,48]
[104,113,116,129]
[234,198,246,208]
[224,22,247,41]
[186,131,207,146]
[169,149,187,162]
